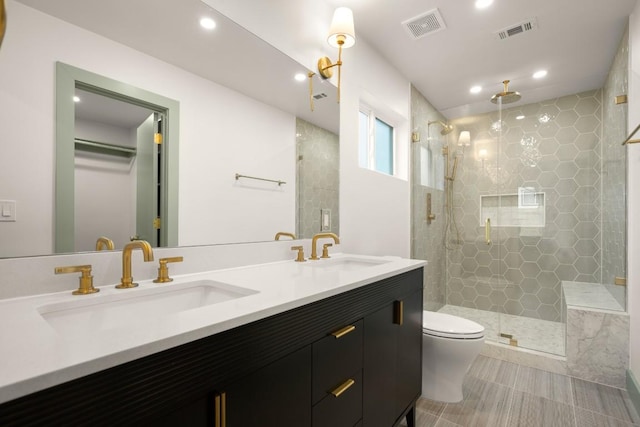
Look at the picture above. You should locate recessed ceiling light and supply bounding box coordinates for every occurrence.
[73,96,80,103]
[475,0,494,9]
[294,73,306,82]
[470,85,482,94]
[533,70,548,79]
[516,115,525,120]
[200,17,216,30]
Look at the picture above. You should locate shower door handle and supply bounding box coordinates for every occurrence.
[485,218,491,245]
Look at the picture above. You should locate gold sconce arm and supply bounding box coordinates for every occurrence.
[54,264,99,295]
[317,36,345,103]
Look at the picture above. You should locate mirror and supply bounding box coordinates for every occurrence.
[0,0,339,258]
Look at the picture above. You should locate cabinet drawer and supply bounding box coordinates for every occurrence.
[312,370,362,427]
[312,319,363,404]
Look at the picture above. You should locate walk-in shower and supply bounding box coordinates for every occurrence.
[412,57,628,358]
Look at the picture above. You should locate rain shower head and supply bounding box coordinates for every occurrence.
[428,120,454,135]
[491,80,521,104]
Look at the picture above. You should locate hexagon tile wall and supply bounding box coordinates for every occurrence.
[447,90,603,322]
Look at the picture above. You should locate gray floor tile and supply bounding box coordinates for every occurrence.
[514,365,573,405]
[439,376,512,427]
[467,354,519,387]
[434,419,463,427]
[506,389,576,427]
[572,378,640,424]
[416,396,447,416]
[574,407,638,427]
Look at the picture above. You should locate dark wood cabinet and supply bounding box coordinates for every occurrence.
[0,268,423,427]
[363,289,422,427]
[224,346,312,427]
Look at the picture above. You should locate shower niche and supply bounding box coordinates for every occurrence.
[479,190,545,228]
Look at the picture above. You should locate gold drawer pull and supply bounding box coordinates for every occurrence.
[331,324,356,339]
[330,378,355,397]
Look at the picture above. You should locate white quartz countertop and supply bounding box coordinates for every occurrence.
[0,253,424,404]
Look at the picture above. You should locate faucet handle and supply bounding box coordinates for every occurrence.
[291,246,306,262]
[321,243,333,259]
[54,264,99,295]
[153,256,184,283]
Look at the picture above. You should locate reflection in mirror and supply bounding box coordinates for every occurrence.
[0,0,339,258]
[55,62,180,254]
[74,89,156,252]
[296,118,339,239]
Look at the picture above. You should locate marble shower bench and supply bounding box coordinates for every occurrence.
[562,281,629,388]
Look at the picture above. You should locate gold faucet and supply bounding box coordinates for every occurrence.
[54,264,99,295]
[275,232,296,240]
[95,236,114,251]
[310,233,340,260]
[116,240,154,289]
[153,256,184,283]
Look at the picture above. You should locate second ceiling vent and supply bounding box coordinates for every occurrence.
[494,17,539,40]
[402,9,447,40]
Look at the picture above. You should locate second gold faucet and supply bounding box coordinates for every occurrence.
[310,233,340,260]
[116,240,154,289]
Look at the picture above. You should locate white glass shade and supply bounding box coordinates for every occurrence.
[458,131,471,147]
[327,7,356,48]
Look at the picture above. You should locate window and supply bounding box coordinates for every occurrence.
[359,109,395,175]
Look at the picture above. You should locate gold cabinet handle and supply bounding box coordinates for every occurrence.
[485,218,491,245]
[330,378,355,397]
[215,392,227,427]
[331,324,356,339]
[394,300,404,325]
[54,264,99,295]
[153,256,184,283]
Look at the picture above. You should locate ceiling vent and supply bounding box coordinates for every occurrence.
[402,9,447,40]
[313,92,328,100]
[494,18,538,40]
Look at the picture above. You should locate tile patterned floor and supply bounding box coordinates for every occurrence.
[403,354,640,427]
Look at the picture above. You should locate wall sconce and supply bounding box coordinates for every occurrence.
[317,7,356,102]
[457,131,471,147]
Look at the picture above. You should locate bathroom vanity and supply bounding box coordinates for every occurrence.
[0,254,424,426]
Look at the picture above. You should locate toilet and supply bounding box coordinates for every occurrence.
[421,310,485,403]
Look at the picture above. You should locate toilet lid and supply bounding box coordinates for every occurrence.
[422,311,485,339]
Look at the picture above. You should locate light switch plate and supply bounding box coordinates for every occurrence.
[320,209,331,232]
[0,200,16,222]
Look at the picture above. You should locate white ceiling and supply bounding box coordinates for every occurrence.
[14,0,638,121]
[347,0,637,118]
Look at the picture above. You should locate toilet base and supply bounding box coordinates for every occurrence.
[421,333,484,403]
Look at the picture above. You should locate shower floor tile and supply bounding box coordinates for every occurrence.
[437,305,565,356]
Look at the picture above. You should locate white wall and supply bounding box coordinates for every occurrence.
[0,1,295,257]
[339,41,412,257]
[203,0,413,258]
[628,0,640,379]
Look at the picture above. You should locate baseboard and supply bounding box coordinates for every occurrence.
[626,370,640,415]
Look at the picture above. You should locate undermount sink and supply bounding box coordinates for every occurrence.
[303,257,391,272]
[38,280,258,336]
